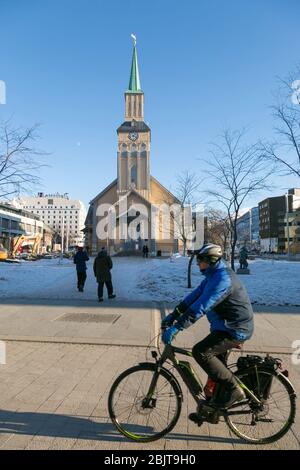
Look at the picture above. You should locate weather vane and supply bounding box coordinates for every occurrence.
[131,33,137,46]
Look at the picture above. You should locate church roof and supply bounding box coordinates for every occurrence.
[89,179,117,204]
[127,44,142,93]
[117,121,150,133]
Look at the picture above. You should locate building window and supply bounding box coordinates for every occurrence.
[121,143,128,157]
[140,143,146,157]
[131,165,137,185]
[131,144,137,158]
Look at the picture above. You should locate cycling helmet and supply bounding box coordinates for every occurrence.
[196,243,223,264]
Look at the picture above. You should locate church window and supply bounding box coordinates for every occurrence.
[131,144,137,158]
[133,95,136,116]
[121,144,128,157]
[141,143,146,157]
[138,98,142,117]
[131,165,137,185]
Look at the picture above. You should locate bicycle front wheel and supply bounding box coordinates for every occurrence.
[225,368,296,444]
[108,363,182,442]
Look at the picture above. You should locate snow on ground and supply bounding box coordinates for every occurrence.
[136,257,300,306]
[0,256,299,306]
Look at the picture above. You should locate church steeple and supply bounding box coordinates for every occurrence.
[118,35,150,199]
[128,41,142,93]
[125,35,144,121]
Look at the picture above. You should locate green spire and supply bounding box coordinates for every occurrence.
[127,42,142,93]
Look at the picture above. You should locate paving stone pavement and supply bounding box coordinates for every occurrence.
[0,299,299,450]
[0,340,299,450]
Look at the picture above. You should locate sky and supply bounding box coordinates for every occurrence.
[1,0,300,211]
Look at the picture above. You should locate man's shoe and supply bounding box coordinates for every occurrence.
[189,400,219,425]
[188,412,203,425]
[98,298,103,302]
[211,386,246,409]
[108,294,116,299]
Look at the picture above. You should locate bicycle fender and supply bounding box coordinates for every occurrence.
[138,362,183,398]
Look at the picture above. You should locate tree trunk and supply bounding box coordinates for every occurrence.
[230,222,238,271]
[187,253,195,288]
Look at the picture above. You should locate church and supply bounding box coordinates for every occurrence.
[85,38,182,256]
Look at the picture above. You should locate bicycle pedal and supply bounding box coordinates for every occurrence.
[188,412,203,426]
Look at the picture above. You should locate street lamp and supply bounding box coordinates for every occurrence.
[285,193,290,260]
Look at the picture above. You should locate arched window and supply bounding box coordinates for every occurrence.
[131,144,137,158]
[131,165,137,186]
[121,143,128,157]
[140,143,147,158]
[133,95,136,116]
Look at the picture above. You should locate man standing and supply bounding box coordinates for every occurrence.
[93,247,116,302]
[142,245,149,258]
[73,245,89,292]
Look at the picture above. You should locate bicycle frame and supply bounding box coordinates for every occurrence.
[143,344,205,409]
[143,344,262,413]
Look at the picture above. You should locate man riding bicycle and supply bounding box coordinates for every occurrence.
[161,243,254,422]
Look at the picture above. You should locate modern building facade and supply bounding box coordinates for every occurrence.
[13,193,87,247]
[259,188,300,253]
[85,39,183,256]
[236,207,259,249]
[0,202,54,253]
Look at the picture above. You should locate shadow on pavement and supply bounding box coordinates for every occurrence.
[0,410,241,445]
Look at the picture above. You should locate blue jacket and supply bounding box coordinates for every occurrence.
[74,250,89,272]
[176,260,254,341]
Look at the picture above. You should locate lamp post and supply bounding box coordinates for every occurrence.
[286,193,290,260]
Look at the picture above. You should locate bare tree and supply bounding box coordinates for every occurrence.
[204,129,274,270]
[173,171,204,288]
[172,171,203,256]
[205,208,231,256]
[158,171,203,288]
[0,121,46,200]
[261,66,300,178]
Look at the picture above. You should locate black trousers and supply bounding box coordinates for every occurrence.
[192,331,242,388]
[77,271,87,288]
[98,280,113,299]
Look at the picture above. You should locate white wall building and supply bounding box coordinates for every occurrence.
[13,193,87,248]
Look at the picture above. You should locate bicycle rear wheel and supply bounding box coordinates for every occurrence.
[108,363,182,442]
[225,368,296,444]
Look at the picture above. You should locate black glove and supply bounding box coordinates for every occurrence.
[161,307,181,328]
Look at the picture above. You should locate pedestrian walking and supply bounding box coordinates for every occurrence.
[142,244,149,258]
[93,247,116,302]
[73,245,89,292]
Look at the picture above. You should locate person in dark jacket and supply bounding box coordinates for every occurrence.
[142,245,149,258]
[73,246,89,292]
[93,247,116,302]
[161,243,254,419]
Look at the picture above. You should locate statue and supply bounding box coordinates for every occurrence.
[239,246,249,270]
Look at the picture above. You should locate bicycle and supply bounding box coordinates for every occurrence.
[108,339,296,444]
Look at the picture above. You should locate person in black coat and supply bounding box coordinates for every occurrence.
[93,247,116,301]
[142,244,149,258]
[73,246,89,292]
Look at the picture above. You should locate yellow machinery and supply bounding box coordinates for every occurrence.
[10,233,42,259]
[0,244,8,261]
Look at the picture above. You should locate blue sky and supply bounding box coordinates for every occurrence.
[1,0,300,210]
